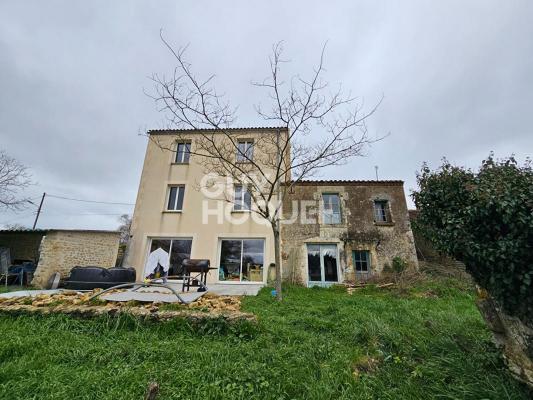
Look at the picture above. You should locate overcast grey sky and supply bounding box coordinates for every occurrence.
[1,1,532,230]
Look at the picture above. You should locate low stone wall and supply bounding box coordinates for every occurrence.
[32,230,120,288]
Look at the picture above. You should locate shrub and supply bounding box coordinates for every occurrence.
[412,155,533,326]
[392,256,408,274]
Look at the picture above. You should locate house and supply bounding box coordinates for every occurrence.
[281,180,418,286]
[126,127,288,285]
[127,127,418,287]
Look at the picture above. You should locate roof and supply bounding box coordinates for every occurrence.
[287,179,404,186]
[0,229,120,234]
[148,126,288,135]
[0,229,49,234]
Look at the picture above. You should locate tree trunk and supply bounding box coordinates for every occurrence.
[272,225,283,301]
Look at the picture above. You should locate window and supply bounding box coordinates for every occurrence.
[353,250,371,273]
[219,239,264,282]
[322,193,341,224]
[234,185,251,211]
[175,142,191,163]
[144,238,192,279]
[167,186,185,211]
[373,200,389,222]
[236,140,253,162]
[307,244,338,285]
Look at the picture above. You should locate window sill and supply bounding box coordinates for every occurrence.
[171,162,190,165]
[163,210,183,213]
[374,221,394,226]
[232,209,252,213]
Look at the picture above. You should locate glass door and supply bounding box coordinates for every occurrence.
[307,244,338,286]
[219,239,265,282]
[144,238,192,279]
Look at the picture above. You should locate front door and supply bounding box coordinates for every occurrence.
[307,244,339,286]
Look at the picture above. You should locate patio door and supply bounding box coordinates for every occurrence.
[144,238,192,279]
[307,244,339,286]
[219,239,265,283]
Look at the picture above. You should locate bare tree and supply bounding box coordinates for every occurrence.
[117,214,132,245]
[0,150,31,211]
[148,35,383,300]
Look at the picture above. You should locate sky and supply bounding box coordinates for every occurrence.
[1,1,532,230]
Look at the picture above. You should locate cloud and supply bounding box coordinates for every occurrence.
[0,0,531,227]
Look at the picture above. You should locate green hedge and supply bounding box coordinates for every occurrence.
[412,155,533,327]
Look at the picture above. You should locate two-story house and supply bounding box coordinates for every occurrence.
[127,127,418,287]
[281,180,418,286]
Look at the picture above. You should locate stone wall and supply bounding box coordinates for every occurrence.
[281,181,418,284]
[0,231,45,263]
[32,230,120,288]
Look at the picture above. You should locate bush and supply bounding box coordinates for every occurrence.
[392,256,408,274]
[412,155,533,326]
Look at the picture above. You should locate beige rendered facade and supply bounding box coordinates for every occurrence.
[127,128,285,285]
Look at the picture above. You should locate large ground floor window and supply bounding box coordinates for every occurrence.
[307,244,339,285]
[219,239,264,282]
[144,238,192,279]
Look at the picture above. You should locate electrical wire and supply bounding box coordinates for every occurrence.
[46,194,135,206]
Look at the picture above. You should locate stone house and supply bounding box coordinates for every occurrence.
[281,180,418,286]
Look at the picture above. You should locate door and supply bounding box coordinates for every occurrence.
[219,239,265,283]
[307,244,338,286]
[144,238,192,279]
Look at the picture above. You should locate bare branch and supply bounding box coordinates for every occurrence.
[0,150,32,211]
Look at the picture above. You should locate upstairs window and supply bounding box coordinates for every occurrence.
[175,142,191,164]
[322,193,341,224]
[373,200,389,222]
[236,140,253,162]
[167,186,185,211]
[234,185,252,211]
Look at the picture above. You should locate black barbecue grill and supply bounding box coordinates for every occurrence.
[181,259,215,292]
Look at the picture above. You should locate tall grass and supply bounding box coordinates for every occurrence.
[0,278,529,399]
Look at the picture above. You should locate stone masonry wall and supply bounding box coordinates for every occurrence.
[32,230,120,288]
[281,182,418,284]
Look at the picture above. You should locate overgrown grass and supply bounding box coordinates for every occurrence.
[0,277,529,399]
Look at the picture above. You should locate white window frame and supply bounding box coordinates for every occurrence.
[236,140,254,162]
[233,184,252,211]
[305,243,341,287]
[166,185,185,211]
[322,193,341,224]
[174,142,191,164]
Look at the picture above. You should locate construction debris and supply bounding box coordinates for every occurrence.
[0,289,254,323]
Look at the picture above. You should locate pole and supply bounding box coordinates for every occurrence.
[375,165,379,181]
[32,192,46,230]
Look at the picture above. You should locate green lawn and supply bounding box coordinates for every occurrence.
[0,278,529,399]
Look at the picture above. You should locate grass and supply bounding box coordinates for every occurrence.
[0,277,530,399]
